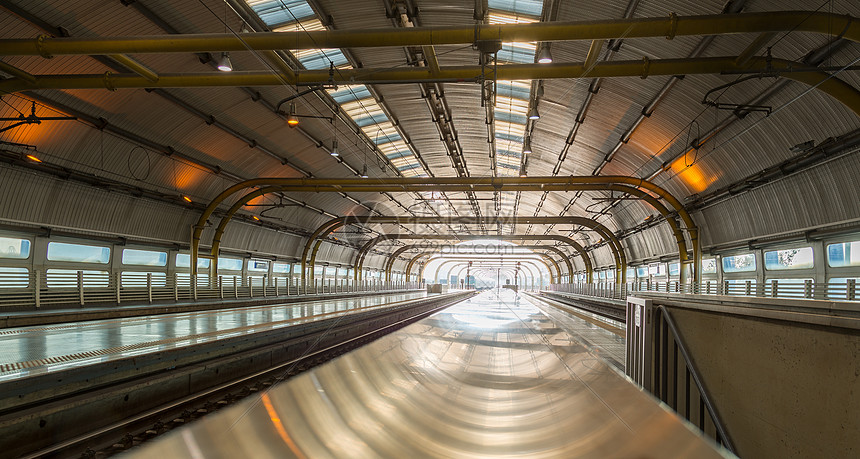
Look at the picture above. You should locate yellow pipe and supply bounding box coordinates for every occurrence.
[0,60,36,83]
[3,57,856,125]
[108,54,158,82]
[2,12,856,55]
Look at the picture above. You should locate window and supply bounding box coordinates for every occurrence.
[175,253,211,269]
[217,257,243,271]
[46,269,109,288]
[764,247,814,270]
[121,271,167,287]
[122,248,167,267]
[47,242,110,264]
[626,268,635,280]
[669,263,680,276]
[636,267,647,278]
[702,258,717,274]
[248,259,269,272]
[827,241,860,267]
[598,270,606,279]
[606,270,615,280]
[325,267,336,276]
[0,237,30,259]
[722,253,756,273]
[273,262,291,274]
[0,267,29,288]
[649,263,666,276]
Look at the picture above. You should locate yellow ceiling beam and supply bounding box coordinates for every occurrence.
[0,11,856,55]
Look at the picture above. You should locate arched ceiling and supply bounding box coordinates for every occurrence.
[1,0,859,266]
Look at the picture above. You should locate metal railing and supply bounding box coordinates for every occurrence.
[549,279,857,302]
[626,297,736,454]
[0,270,423,310]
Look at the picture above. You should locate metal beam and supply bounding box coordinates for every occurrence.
[352,234,593,284]
[190,175,697,280]
[293,215,620,284]
[385,244,574,282]
[3,12,856,55]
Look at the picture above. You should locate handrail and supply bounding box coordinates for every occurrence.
[656,305,737,454]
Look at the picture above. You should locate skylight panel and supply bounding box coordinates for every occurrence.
[273,17,325,32]
[495,131,524,143]
[362,123,401,144]
[488,0,544,17]
[293,48,349,69]
[487,12,538,25]
[248,0,315,26]
[341,99,386,120]
[326,85,371,104]
[495,95,530,116]
[495,120,526,138]
[245,0,429,179]
[497,80,532,99]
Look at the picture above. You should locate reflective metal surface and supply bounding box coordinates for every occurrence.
[0,292,428,381]
[128,290,729,458]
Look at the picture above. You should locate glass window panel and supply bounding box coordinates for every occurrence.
[722,253,756,273]
[248,259,269,272]
[0,237,30,259]
[626,268,635,280]
[218,257,244,271]
[273,262,291,274]
[47,242,110,264]
[827,241,860,267]
[702,258,717,274]
[122,248,167,267]
[0,267,29,288]
[175,253,211,269]
[764,247,814,270]
[636,267,647,277]
[669,263,680,276]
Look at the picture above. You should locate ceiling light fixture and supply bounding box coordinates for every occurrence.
[25,154,42,163]
[527,106,540,120]
[253,216,260,221]
[536,45,553,64]
[331,139,339,156]
[360,165,369,178]
[216,52,233,72]
[182,195,193,203]
[286,103,299,127]
[523,137,532,154]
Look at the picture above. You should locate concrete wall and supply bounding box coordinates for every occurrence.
[669,307,859,459]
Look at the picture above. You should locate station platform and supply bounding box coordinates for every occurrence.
[0,288,425,328]
[131,289,728,458]
[0,291,429,382]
